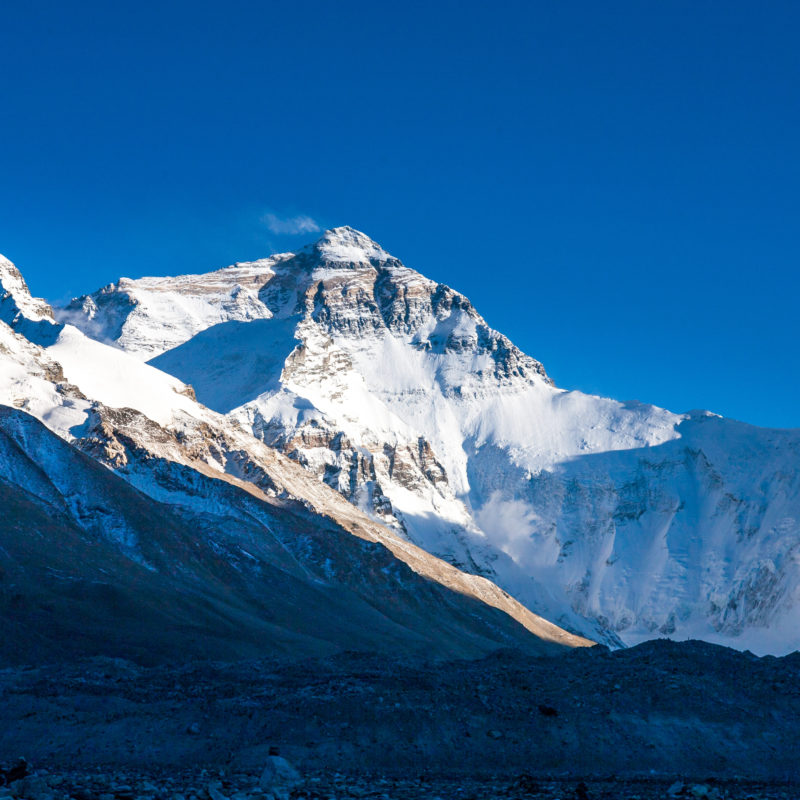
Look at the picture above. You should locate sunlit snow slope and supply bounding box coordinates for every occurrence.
[59,229,800,653]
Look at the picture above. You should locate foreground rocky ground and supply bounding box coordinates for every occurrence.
[2,768,800,800]
[2,640,798,798]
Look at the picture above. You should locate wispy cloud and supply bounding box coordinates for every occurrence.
[261,212,321,235]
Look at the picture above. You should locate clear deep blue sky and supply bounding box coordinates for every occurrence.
[1,1,798,428]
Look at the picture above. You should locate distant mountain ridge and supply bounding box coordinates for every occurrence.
[25,227,800,653]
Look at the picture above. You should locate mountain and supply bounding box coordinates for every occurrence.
[59,227,800,654]
[0,252,591,665]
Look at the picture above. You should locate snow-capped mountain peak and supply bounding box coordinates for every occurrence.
[53,230,800,654]
[309,226,393,265]
[0,251,593,662]
[0,253,55,324]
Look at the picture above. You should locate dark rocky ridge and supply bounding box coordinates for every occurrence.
[2,640,798,787]
[0,405,582,666]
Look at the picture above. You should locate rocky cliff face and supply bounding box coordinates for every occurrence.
[57,228,800,653]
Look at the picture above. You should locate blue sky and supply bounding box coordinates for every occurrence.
[1,1,798,428]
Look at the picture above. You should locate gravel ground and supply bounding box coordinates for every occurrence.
[2,640,798,796]
[2,767,799,800]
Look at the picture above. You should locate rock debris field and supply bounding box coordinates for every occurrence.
[2,640,799,799]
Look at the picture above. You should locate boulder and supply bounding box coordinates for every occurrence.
[258,755,302,800]
[205,780,228,800]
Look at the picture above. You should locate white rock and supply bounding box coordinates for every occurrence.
[258,756,302,800]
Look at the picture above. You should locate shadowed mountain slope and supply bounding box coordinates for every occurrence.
[0,405,584,665]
